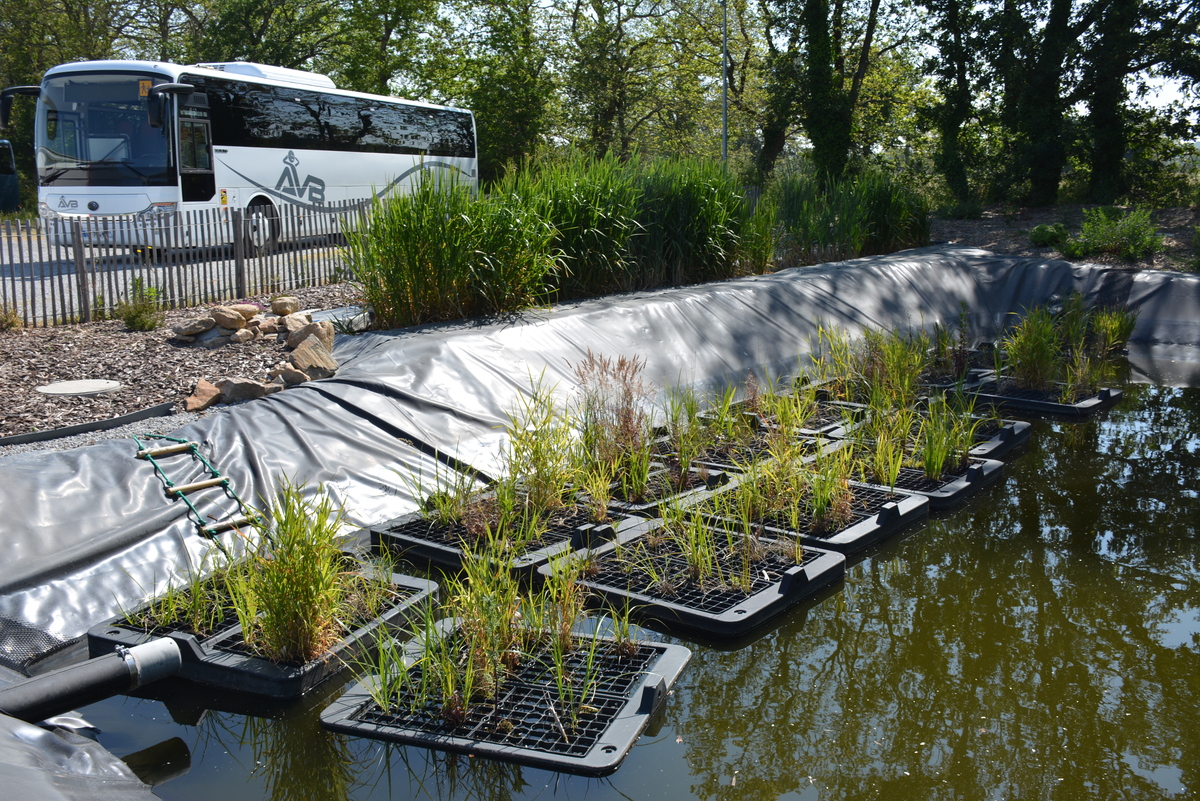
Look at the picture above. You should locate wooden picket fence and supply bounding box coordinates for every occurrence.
[0,200,364,327]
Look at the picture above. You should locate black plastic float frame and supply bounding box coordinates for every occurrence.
[370,512,658,579]
[969,418,1032,460]
[543,522,847,637]
[855,457,1005,511]
[319,621,692,777]
[705,487,930,555]
[966,382,1123,418]
[87,574,438,700]
[605,468,732,518]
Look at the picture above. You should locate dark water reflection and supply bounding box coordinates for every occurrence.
[84,384,1200,800]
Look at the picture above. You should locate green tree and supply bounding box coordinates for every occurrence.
[466,0,554,183]
[560,0,669,159]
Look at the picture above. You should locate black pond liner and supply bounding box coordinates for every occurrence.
[969,417,1032,460]
[538,522,846,637]
[704,484,930,555]
[605,468,731,517]
[854,457,1005,511]
[965,380,1123,418]
[320,622,691,776]
[371,508,656,579]
[87,573,438,699]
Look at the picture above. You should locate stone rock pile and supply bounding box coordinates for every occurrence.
[178,295,341,412]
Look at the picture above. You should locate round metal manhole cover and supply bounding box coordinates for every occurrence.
[36,379,123,396]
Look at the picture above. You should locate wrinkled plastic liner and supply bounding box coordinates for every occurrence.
[88,574,437,699]
[322,634,691,775]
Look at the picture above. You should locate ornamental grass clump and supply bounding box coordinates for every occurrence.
[770,168,929,267]
[1001,306,1060,391]
[501,151,641,297]
[239,482,359,664]
[630,158,757,287]
[346,179,558,329]
[124,482,396,665]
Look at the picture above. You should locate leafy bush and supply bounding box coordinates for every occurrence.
[938,199,984,220]
[116,278,164,331]
[1061,207,1163,261]
[1029,223,1068,247]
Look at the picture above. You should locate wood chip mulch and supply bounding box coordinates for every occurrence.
[0,283,361,438]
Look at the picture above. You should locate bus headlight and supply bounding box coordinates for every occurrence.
[137,202,177,217]
[38,202,61,219]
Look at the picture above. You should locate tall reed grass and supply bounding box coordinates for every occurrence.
[771,169,930,266]
[345,179,558,329]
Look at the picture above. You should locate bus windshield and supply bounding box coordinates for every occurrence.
[35,72,175,188]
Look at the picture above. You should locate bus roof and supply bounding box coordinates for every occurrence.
[41,60,472,116]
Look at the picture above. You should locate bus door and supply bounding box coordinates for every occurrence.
[178,94,214,204]
[0,139,19,212]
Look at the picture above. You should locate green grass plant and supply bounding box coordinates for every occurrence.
[1089,306,1138,357]
[1001,306,1061,391]
[116,277,164,331]
[504,374,576,519]
[770,169,929,266]
[499,151,640,297]
[346,179,558,329]
[629,158,759,287]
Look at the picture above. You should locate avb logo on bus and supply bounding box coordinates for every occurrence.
[275,151,325,205]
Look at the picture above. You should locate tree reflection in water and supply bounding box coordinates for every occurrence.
[669,384,1199,800]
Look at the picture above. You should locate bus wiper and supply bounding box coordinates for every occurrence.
[115,161,152,183]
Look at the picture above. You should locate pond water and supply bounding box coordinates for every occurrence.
[77,381,1200,800]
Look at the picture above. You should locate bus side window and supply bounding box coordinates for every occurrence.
[180,120,212,171]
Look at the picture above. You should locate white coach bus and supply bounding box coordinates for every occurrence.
[1,60,477,250]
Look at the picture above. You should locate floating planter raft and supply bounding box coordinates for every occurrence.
[88,574,438,699]
[966,381,1123,418]
[604,468,731,517]
[969,417,1032,460]
[543,521,846,636]
[855,458,1004,511]
[320,621,691,776]
[705,484,929,555]
[371,509,654,578]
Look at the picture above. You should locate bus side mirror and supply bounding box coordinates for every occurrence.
[0,86,40,129]
[146,83,195,129]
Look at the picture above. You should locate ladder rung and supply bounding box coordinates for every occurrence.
[169,477,227,496]
[204,515,253,536]
[138,442,196,458]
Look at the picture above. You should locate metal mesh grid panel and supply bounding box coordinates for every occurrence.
[349,641,664,757]
[584,538,818,615]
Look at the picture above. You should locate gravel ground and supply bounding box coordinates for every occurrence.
[0,282,361,454]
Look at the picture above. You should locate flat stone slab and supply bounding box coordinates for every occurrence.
[36,379,123,396]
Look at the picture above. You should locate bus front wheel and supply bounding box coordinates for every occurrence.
[243,199,279,256]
